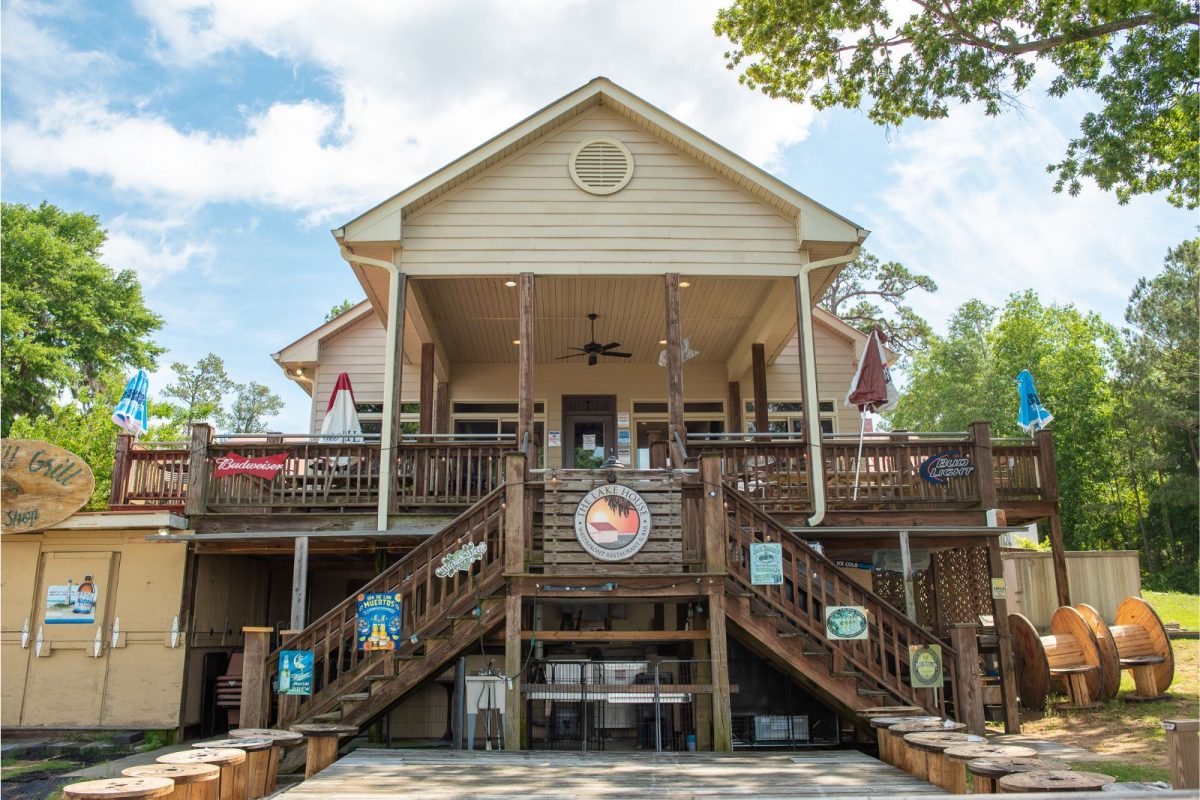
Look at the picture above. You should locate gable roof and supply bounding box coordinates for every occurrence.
[335,76,868,251]
[271,300,374,394]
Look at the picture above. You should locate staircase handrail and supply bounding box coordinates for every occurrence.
[722,484,960,717]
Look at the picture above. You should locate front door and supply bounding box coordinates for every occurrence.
[562,396,616,468]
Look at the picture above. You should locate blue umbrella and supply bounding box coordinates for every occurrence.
[1016,369,1053,433]
[112,369,149,436]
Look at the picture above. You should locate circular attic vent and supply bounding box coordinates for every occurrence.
[569,137,634,195]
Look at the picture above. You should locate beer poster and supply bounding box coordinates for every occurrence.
[749,542,783,585]
[277,650,314,695]
[825,606,869,640]
[356,592,402,652]
[908,644,944,688]
[44,576,99,624]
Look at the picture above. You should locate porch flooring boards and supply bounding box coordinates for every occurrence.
[282,748,944,798]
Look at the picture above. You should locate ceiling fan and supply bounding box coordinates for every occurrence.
[557,313,632,366]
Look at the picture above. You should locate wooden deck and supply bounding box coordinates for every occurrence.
[281,748,945,798]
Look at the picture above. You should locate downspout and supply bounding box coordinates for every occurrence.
[796,244,864,527]
[339,243,403,532]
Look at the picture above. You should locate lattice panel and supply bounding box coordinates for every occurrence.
[870,546,993,636]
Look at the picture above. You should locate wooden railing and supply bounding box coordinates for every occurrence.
[723,486,960,717]
[265,485,508,728]
[992,442,1044,502]
[392,442,510,507]
[205,441,382,512]
[687,440,810,511]
[110,440,189,509]
[822,435,982,507]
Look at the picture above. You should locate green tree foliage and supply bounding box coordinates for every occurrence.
[221,382,285,433]
[818,250,938,354]
[162,353,233,427]
[1114,239,1198,588]
[1,202,164,434]
[714,1,1200,208]
[325,299,356,321]
[891,291,1122,558]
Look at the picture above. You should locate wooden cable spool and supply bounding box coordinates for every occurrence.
[903,732,985,791]
[123,764,219,800]
[1076,597,1174,700]
[1008,608,1104,711]
[889,720,964,776]
[869,715,942,767]
[62,777,176,800]
[998,769,1115,793]
[967,757,1072,795]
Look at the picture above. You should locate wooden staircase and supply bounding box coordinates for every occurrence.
[264,486,509,734]
[721,486,961,726]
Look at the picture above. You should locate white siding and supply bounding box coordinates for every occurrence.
[310,313,420,433]
[401,106,802,273]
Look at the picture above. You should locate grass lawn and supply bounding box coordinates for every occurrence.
[1143,590,1200,630]
[0,758,76,780]
[1012,592,1200,772]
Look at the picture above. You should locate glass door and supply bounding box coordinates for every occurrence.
[562,396,617,468]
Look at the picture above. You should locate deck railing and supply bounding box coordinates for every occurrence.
[109,440,190,510]
[392,441,510,507]
[991,441,1045,502]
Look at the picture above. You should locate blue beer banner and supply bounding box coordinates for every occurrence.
[277,649,313,696]
[356,592,403,652]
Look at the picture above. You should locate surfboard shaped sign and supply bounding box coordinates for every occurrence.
[1,439,95,533]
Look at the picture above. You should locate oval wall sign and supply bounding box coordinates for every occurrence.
[573,484,652,561]
[1,439,96,533]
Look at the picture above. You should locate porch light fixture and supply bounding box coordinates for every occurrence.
[679,281,691,288]
[504,280,517,287]
[658,339,667,345]
[512,339,521,345]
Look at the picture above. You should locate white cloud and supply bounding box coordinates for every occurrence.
[101,216,215,287]
[2,0,815,224]
[868,93,1196,329]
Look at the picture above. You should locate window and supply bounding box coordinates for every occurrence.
[451,401,545,442]
[744,400,837,436]
[631,399,725,468]
[353,401,419,436]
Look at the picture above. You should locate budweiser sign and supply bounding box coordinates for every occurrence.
[213,451,288,480]
[918,451,975,485]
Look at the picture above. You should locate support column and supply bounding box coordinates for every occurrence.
[707,589,733,752]
[290,536,309,630]
[504,594,522,750]
[435,381,450,435]
[419,344,435,433]
[517,273,535,466]
[665,274,685,462]
[899,530,918,622]
[751,343,769,434]
[1035,430,1070,607]
[504,454,527,575]
[109,433,133,506]
[949,624,985,735]
[240,626,274,729]
[727,382,743,433]
[986,531,1021,734]
[185,422,214,517]
[378,271,407,528]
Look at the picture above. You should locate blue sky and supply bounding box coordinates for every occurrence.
[3,0,1194,432]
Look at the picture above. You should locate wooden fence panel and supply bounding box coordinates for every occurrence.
[1002,550,1142,628]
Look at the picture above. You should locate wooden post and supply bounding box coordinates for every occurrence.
[185,423,214,518]
[1035,429,1070,607]
[380,271,407,524]
[504,594,522,750]
[109,433,133,507]
[419,343,435,434]
[435,381,450,435]
[517,273,535,465]
[727,382,743,433]
[504,454,526,575]
[751,343,769,435]
[664,273,685,463]
[1164,719,1200,789]
[240,627,274,730]
[949,624,985,735]
[899,530,917,622]
[986,535,1021,734]
[970,421,997,508]
[701,456,726,574]
[707,588,733,752]
[648,431,668,469]
[290,537,309,631]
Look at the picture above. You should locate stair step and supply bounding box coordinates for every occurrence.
[364,675,392,683]
[752,611,783,619]
[339,693,369,702]
[831,671,863,678]
[804,651,832,658]
[777,632,805,639]
[856,688,888,697]
[312,712,343,722]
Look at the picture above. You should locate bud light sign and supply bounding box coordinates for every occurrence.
[918,451,975,485]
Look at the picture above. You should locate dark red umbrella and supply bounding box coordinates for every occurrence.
[845,327,898,498]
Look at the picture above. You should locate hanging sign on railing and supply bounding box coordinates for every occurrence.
[356,593,402,652]
[213,452,288,480]
[908,644,944,688]
[825,606,869,640]
[918,451,975,485]
[749,542,783,585]
[278,649,314,695]
[574,485,652,562]
[436,541,487,578]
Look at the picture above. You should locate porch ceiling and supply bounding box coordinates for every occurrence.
[414,275,784,365]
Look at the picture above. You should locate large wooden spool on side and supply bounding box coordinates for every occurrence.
[1048,606,1105,702]
[1073,604,1120,701]
[1009,609,1104,711]
[1116,596,1174,692]
[1009,614,1051,711]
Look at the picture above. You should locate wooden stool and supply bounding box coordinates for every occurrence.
[123,764,219,800]
[889,721,964,777]
[229,728,304,794]
[1077,598,1174,702]
[968,756,1071,794]
[1009,608,1104,711]
[63,777,176,799]
[999,770,1115,793]
[158,748,246,800]
[192,739,274,799]
[903,732,984,790]
[869,715,942,767]
[291,723,358,778]
[944,744,1037,794]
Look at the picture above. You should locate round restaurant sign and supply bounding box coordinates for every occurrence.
[1,439,95,533]
[573,484,652,561]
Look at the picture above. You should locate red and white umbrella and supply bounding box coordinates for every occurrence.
[845,327,899,498]
[321,373,363,443]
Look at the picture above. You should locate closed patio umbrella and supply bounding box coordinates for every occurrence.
[1016,369,1053,433]
[845,327,899,499]
[111,369,150,437]
[321,373,363,443]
